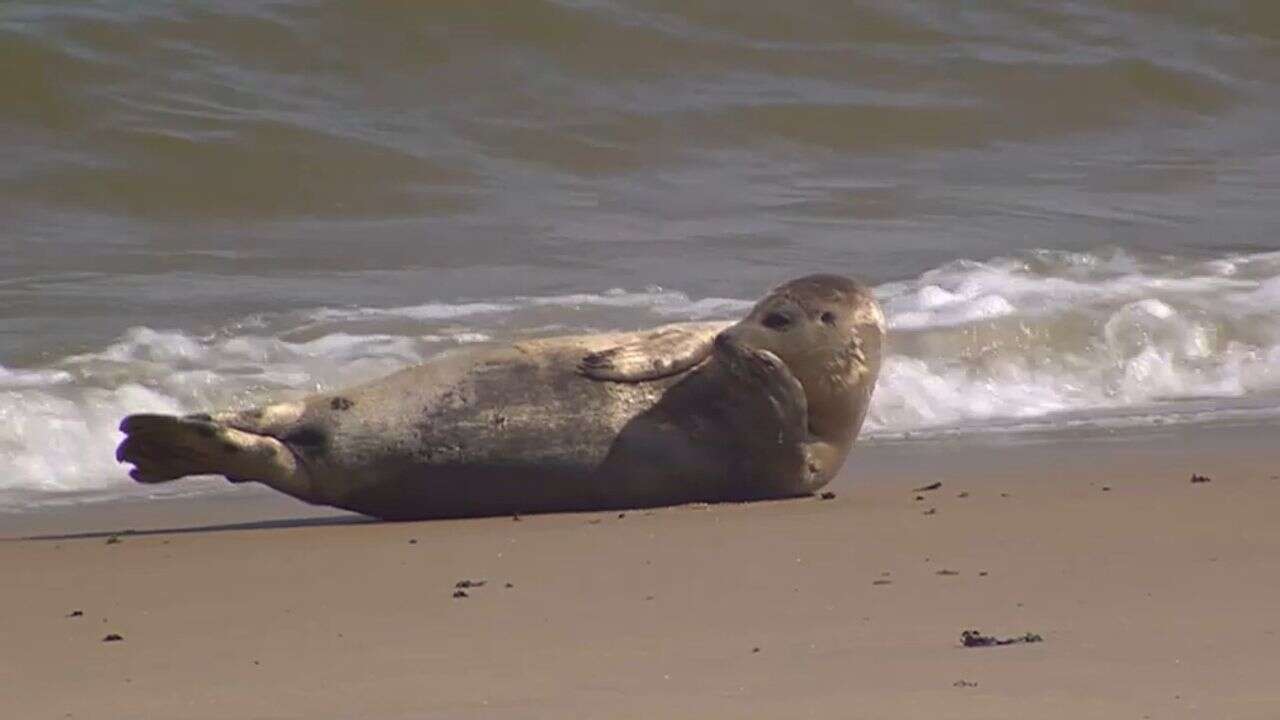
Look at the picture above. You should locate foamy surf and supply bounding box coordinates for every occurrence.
[4,248,1280,509]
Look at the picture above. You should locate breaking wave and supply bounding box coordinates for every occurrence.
[5,248,1280,508]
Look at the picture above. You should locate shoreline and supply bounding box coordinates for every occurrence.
[4,421,1279,718]
[4,418,1276,540]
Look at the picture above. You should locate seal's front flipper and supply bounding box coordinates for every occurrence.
[715,341,808,443]
[117,414,302,490]
[712,336,815,496]
[577,322,728,382]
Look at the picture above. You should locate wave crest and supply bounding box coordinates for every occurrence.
[6,249,1280,507]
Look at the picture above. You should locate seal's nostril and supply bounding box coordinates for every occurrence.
[713,333,731,350]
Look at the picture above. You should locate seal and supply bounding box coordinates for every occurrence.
[116,274,884,520]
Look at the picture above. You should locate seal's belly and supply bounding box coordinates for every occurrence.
[414,354,668,473]
[302,347,689,517]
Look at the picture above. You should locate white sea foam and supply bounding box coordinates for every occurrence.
[308,289,755,324]
[5,248,1280,508]
[865,249,1280,433]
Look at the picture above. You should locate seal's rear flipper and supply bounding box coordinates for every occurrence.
[117,414,302,488]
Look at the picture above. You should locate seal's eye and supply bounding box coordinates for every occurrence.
[762,312,792,330]
[820,311,837,326]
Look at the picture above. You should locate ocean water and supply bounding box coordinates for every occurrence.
[2,1,1279,508]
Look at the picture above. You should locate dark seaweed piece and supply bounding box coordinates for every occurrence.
[960,630,1043,648]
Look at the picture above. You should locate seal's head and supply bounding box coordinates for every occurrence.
[715,274,884,440]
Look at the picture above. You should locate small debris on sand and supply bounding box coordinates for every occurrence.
[617,512,627,518]
[960,630,1043,648]
[914,481,942,492]
[914,495,924,501]
[452,590,469,599]
[512,514,522,522]
[819,491,836,500]
[588,519,602,525]
[978,571,989,577]
[504,582,514,589]
[67,610,83,618]
[455,579,487,589]
[953,680,978,688]
[936,569,959,576]
[751,647,761,654]
[922,508,937,516]
[1101,486,1112,492]
[872,579,892,586]
[957,491,970,498]
[1190,474,1212,484]
[407,539,418,545]
[1000,492,1011,498]
[102,634,124,643]
[105,536,122,545]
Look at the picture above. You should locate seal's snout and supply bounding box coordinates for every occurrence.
[713,328,750,356]
[713,331,733,351]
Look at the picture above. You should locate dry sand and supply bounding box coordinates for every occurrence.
[3,421,1279,719]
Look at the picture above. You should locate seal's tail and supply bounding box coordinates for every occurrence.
[116,414,299,486]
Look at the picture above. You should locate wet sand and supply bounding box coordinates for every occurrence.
[4,422,1280,719]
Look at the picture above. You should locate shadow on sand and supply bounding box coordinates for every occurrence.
[16,513,377,542]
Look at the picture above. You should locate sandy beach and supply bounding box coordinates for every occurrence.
[6,2,1280,718]
[4,420,1278,719]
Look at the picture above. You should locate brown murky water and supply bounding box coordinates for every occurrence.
[2,1,1279,504]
